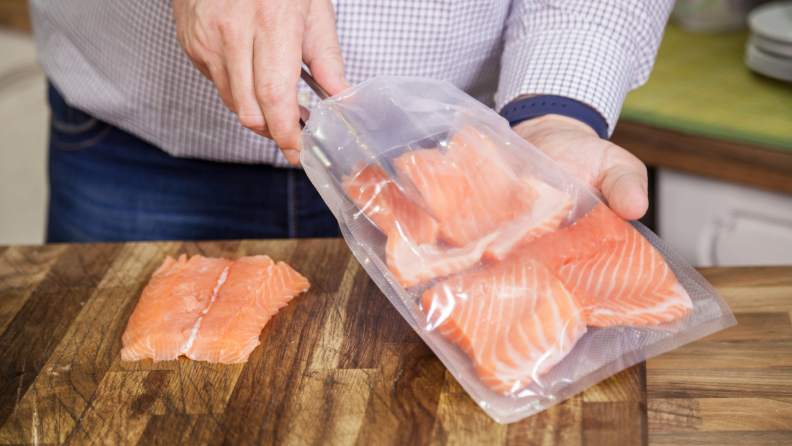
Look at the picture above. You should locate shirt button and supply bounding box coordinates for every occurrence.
[297,92,311,106]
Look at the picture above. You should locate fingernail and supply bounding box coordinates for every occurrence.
[340,75,351,88]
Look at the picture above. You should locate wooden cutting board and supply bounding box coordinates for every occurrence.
[0,240,789,445]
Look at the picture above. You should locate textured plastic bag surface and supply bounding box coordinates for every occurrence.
[300,76,736,424]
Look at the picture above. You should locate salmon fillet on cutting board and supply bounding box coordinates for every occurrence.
[422,256,586,395]
[184,256,310,363]
[120,255,232,362]
[120,254,310,363]
[520,203,693,327]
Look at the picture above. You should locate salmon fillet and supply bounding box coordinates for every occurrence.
[395,130,571,260]
[482,177,573,262]
[120,254,232,362]
[184,256,311,364]
[393,148,469,223]
[121,254,310,363]
[386,231,499,288]
[436,132,536,248]
[344,163,491,287]
[422,256,586,395]
[344,126,574,288]
[342,162,438,246]
[521,203,693,327]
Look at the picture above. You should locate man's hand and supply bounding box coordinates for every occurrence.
[173,0,348,164]
[513,114,649,221]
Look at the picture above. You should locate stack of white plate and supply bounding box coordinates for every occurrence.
[746,2,792,81]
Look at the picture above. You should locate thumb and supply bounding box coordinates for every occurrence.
[302,0,349,96]
[599,165,649,221]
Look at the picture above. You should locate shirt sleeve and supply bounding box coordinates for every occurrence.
[496,0,675,135]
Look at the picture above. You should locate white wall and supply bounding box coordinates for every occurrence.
[0,29,48,245]
[658,168,792,267]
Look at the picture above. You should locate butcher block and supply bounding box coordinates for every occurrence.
[0,240,790,445]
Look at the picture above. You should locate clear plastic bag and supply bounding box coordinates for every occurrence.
[300,76,736,424]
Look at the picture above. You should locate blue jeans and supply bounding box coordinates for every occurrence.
[46,83,340,242]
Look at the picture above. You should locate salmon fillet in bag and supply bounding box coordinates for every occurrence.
[300,76,736,423]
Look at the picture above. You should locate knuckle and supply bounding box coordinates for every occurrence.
[266,119,296,141]
[254,13,276,30]
[323,45,344,62]
[178,32,200,58]
[256,80,289,106]
[622,152,648,174]
[186,31,213,59]
[215,19,239,41]
[237,113,266,132]
[253,3,282,27]
[266,120,289,138]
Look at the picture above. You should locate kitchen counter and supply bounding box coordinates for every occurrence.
[0,240,790,445]
[612,24,792,195]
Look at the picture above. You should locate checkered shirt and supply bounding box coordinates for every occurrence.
[28,0,674,166]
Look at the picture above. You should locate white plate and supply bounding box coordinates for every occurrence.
[748,1,792,44]
[750,33,792,58]
[745,42,792,81]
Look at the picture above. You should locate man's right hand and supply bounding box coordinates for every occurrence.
[172,0,348,164]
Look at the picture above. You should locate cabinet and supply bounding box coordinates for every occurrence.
[658,168,792,267]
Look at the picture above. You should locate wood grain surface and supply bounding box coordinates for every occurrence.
[611,120,792,195]
[0,241,789,445]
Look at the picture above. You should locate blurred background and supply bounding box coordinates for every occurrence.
[0,0,791,268]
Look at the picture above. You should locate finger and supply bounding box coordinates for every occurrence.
[252,15,303,158]
[303,0,349,96]
[188,55,214,82]
[600,166,649,221]
[288,106,311,165]
[281,148,301,165]
[205,61,237,114]
[220,23,272,138]
[173,5,215,84]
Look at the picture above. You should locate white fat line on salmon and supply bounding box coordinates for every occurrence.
[182,262,232,353]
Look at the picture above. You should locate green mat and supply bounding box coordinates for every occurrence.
[620,23,792,152]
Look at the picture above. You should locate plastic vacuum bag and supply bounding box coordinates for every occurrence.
[300,76,736,424]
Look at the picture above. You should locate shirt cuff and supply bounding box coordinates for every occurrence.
[496,28,634,137]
